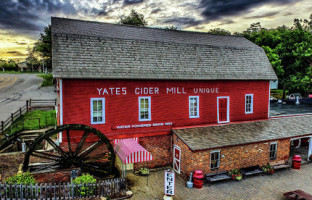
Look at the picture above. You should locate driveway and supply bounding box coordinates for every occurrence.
[128,163,312,200]
[0,74,57,122]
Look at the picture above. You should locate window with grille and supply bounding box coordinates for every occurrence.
[245,94,253,114]
[91,98,105,124]
[139,97,151,121]
[270,142,277,160]
[210,150,220,170]
[189,96,199,118]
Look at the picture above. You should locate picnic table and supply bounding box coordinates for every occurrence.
[283,190,312,200]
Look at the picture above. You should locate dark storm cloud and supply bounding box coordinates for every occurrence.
[164,17,203,27]
[123,0,144,5]
[199,0,299,21]
[151,8,161,14]
[15,42,28,45]
[244,11,280,19]
[0,0,77,34]
[218,19,235,25]
[6,51,26,57]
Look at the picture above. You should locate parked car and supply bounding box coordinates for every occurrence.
[287,93,302,100]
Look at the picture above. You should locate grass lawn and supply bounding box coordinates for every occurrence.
[37,73,54,87]
[5,110,56,136]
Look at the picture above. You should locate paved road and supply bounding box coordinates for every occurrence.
[0,74,56,122]
[128,163,312,200]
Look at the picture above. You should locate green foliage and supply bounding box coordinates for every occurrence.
[72,174,97,196]
[228,169,242,181]
[208,28,232,36]
[33,25,52,71]
[120,10,147,27]
[5,172,37,185]
[261,164,274,174]
[135,167,150,175]
[241,14,312,97]
[0,59,18,71]
[37,73,54,87]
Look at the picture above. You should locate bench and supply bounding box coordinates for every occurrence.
[240,166,263,179]
[205,171,232,187]
[284,190,312,200]
[269,160,291,170]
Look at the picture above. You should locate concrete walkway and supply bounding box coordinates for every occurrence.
[128,163,312,200]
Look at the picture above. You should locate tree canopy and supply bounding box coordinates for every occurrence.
[120,10,147,27]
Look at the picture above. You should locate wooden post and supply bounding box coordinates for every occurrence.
[19,107,22,116]
[26,100,29,111]
[11,113,14,123]
[1,121,3,134]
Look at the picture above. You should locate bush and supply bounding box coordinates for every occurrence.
[72,174,97,196]
[37,73,53,87]
[5,172,37,185]
[228,169,242,181]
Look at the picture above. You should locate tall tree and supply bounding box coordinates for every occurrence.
[120,10,147,27]
[33,25,51,71]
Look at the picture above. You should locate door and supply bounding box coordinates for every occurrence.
[173,145,181,174]
[218,97,229,123]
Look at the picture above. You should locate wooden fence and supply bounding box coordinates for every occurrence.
[0,178,126,200]
[0,99,57,135]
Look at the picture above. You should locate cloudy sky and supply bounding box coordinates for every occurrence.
[0,0,311,61]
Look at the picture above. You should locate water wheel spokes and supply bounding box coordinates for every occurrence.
[23,124,116,177]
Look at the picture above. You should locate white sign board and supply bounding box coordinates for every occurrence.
[164,171,175,196]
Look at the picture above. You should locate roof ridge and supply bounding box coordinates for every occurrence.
[51,16,245,39]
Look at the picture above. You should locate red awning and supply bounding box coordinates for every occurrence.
[114,139,153,164]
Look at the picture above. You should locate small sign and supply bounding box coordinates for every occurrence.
[164,171,175,196]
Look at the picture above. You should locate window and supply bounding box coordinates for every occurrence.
[270,142,277,160]
[139,97,151,121]
[189,96,199,118]
[91,98,105,124]
[245,94,253,114]
[210,150,220,170]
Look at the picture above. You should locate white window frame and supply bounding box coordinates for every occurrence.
[189,96,199,118]
[217,96,230,123]
[90,98,105,124]
[245,94,254,114]
[139,96,151,121]
[269,142,277,160]
[210,150,221,170]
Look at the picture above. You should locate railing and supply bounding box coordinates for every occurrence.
[0,178,126,200]
[0,99,57,135]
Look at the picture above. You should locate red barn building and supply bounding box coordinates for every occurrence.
[52,18,312,177]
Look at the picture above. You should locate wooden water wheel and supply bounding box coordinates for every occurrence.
[22,124,116,177]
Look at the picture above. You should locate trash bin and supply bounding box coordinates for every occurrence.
[292,155,301,169]
[193,170,204,189]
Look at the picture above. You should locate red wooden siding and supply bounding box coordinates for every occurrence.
[61,79,269,139]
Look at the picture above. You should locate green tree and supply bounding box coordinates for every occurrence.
[207,28,231,36]
[120,10,147,27]
[242,15,312,97]
[26,46,40,71]
[33,25,51,71]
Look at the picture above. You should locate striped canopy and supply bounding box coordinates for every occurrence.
[114,139,153,164]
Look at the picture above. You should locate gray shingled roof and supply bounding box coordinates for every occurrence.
[173,115,312,151]
[52,17,277,80]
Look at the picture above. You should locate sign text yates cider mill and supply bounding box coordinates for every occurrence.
[97,87,219,95]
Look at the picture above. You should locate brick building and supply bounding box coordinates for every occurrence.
[52,17,312,177]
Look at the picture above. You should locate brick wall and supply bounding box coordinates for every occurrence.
[173,134,290,178]
[134,135,172,169]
